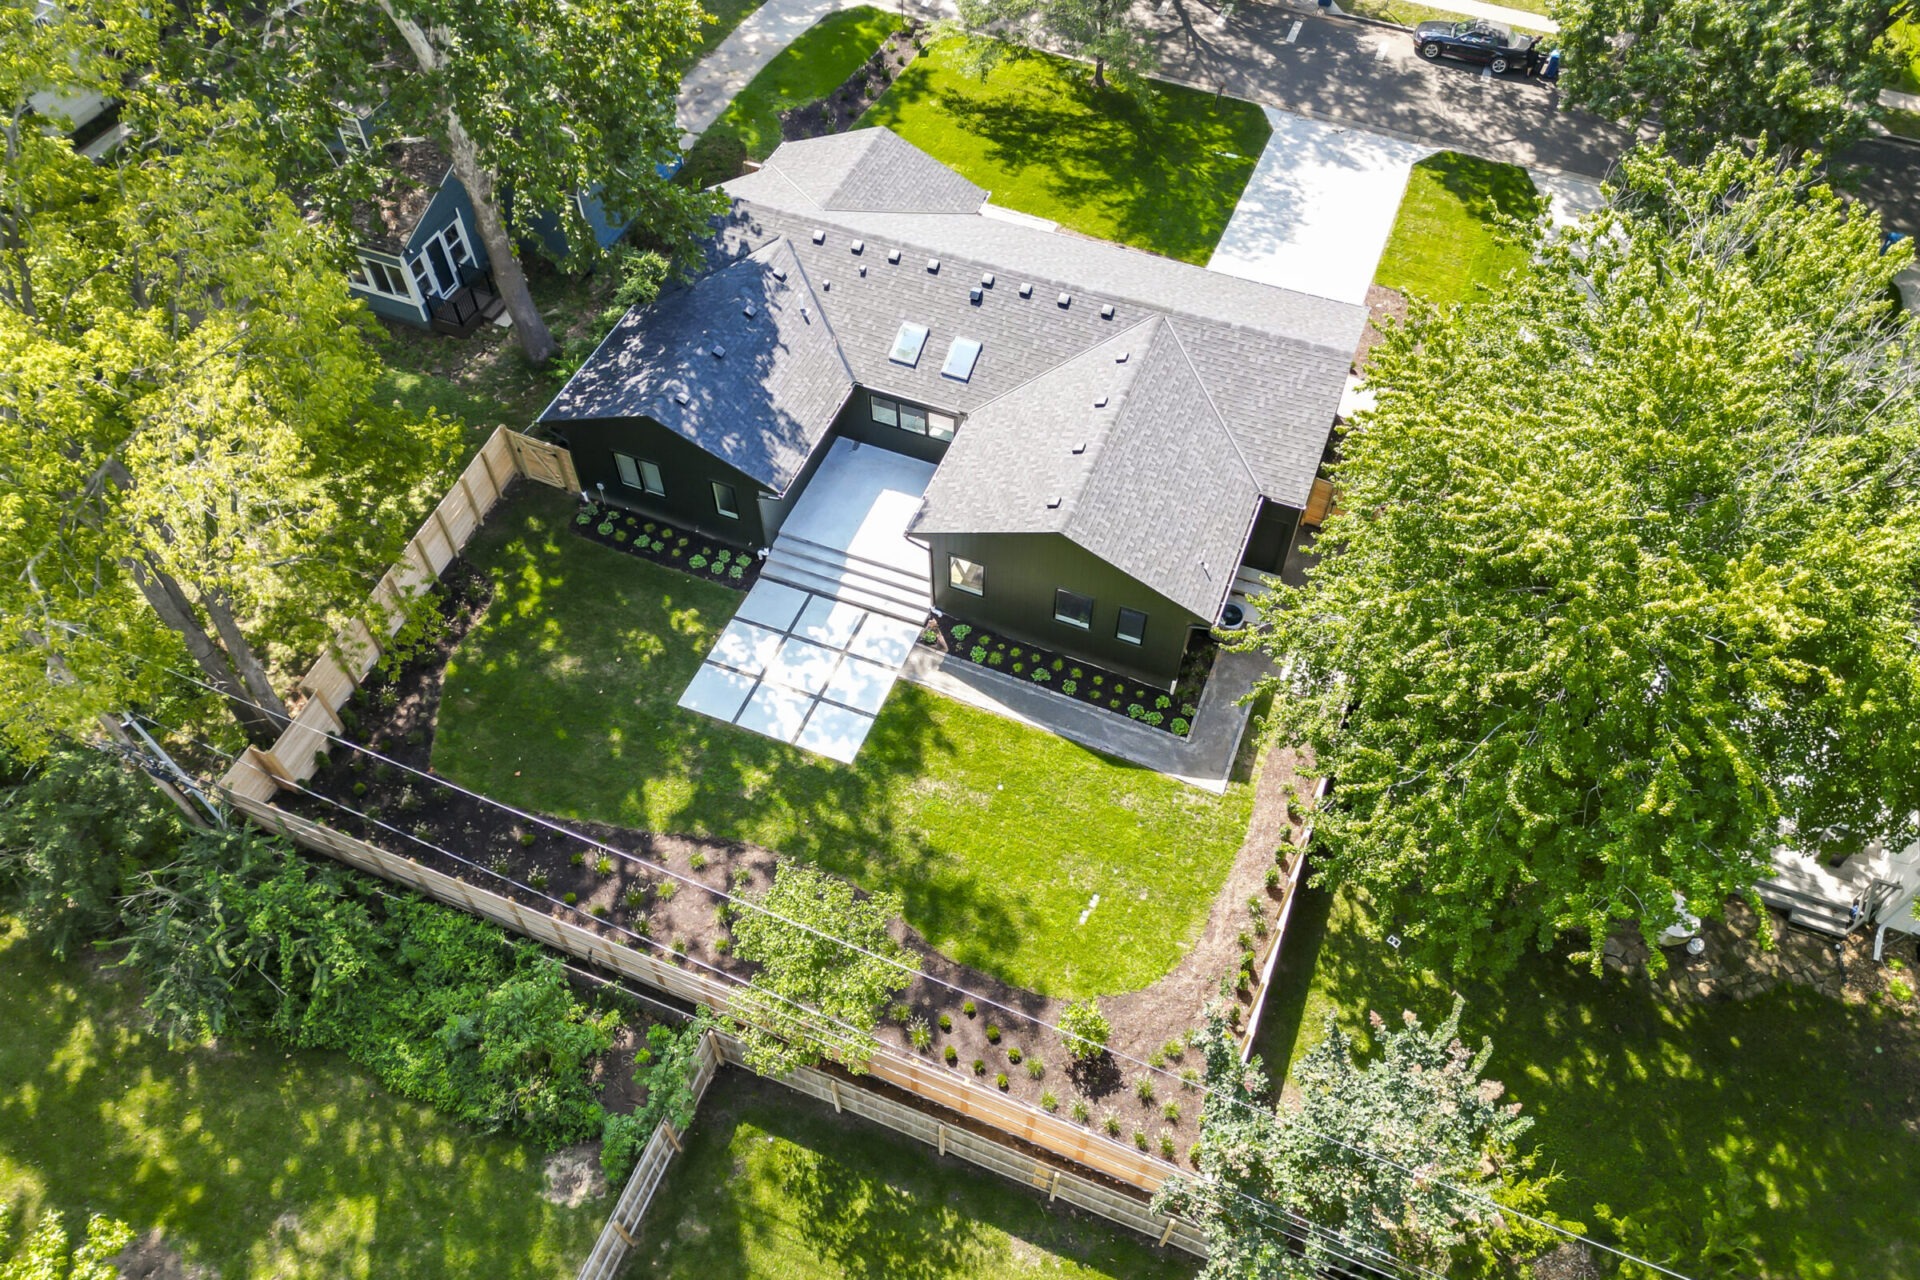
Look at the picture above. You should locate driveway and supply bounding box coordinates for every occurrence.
[1208,108,1434,304]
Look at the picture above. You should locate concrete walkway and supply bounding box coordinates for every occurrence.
[900,646,1270,792]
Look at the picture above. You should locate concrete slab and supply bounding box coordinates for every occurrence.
[708,618,785,676]
[735,579,810,631]
[778,438,936,580]
[792,596,868,650]
[1207,110,1435,306]
[676,662,758,721]
[822,654,899,715]
[736,682,814,742]
[846,613,922,666]
[1530,168,1605,229]
[764,636,843,695]
[795,701,875,763]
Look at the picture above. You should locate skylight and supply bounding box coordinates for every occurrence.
[889,322,931,366]
[942,337,982,382]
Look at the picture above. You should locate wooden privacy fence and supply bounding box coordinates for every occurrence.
[576,1031,725,1280]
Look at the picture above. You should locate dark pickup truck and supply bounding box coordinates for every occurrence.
[1413,20,1545,75]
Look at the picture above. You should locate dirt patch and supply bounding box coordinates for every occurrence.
[113,1228,211,1280]
[780,25,925,144]
[1355,282,1407,372]
[544,1142,610,1207]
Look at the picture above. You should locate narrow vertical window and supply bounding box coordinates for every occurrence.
[712,480,740,519]
[1116,607,1147,645]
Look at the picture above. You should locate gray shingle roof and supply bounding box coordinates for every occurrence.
[913,318,1261,618]
[757,128,988,214]
[540,240,854,492]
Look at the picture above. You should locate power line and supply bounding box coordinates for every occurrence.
[130,661,1698,1280]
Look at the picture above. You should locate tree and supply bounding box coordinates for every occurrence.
[726,863,919,1077]
[950,0,1159,94]
[217,0,725,364]
[601,1010,716,1183]
[0,1204,134,1280]
[1551,0,1899,155]
[1152,1001,1545,1280]
[1250,142,1920,975]
[0,8,457,753]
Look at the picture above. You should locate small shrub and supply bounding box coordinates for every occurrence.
[1181,703,1197,718]
[730,866,754,889]
[1147,1047,1166,1068]
[590,904,609,919]
[671,938,687,956]
[938,1013,952,1032]
[623,887,648,909]
[1102,1110,1122,1136]
[1059,997,1111,1062]
[597,520,615,536]
[1110,699,1121,709]
[1061,679,1077,695]
[1188,1142,1203,1166]
[351,781,368,797]
[613,531,628,543]
[1071,1098,1091,1122]
[1265,865,1282,890]
[1051,657,1064,672]
[1155,694,1172,710]
[688,554,708,570]
[362,804,382,822]
[518,830,537,847]
[689,851,708,871]
[570,852,586,867]
[1171,717,1190,735]
[713,549,732,566]
[713,935,731,955]
[909,1017,933,1050]
[1009,646,1022,658]
[657,880,677,902]
[1143,711,1164,727]
[951,623,972,642]
[649,539,664,552]
[1248,896,1267,929]
[411,822,433,841]
[1006,1046,1023,1064]
[987,652,1005,667]
[595,855,614,876]
[888,1002,913,1024]
[1026,1057,1045,1080]
[1159,1132,1178,1159]
[1134,1074,1156,1104]
[945,1044,959,1064]
[995,1072,1010,1090]
[1892,977,1917,1003]
[1133,1129,1148,1151]
[985,1023,1001,1044]
[963,1000,976,1018]
[529,872,549,891]
[1179,1067,1201,1090]
[563,891,578,905]
[972,1058,987,1076]
[1030,668,1050,683]
[969,645,988,663]
[1161,1038,1184,1062]
[1091,674,1103,685]
[395,785,421,812]
[1162,1101,1181,1123]
[729,564,745,580]
[1040,1089,1059,1112]
[1012,662,1023,674]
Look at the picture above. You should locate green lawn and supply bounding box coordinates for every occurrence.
[680,7,906,187]
[1374,151,1542,308]
[629,1073,1194,1279]
[0,919,601,1279]
[433,489,1252,998]
[1252,888,1920,1279]
[859,40,1272,265]
[1890,17,1920,95]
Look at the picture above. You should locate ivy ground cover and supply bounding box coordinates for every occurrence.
[432,488,1252,998]
[0,920,601,1279]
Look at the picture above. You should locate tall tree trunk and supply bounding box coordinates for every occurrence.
[125,557,281,745]
[1093,56,1107,90]
[379,3,560,364]
[202,588,290,725]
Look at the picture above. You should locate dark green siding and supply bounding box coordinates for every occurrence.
[1242,499,1298,573]
[553,416,784,547]
[836,389,955,465]
[924,532,1202,684]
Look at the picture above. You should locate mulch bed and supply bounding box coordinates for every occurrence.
[1355,282,1407,372]
[918,613,1211,737]
[272,526,1314,1169]
[572,499,761,591]
[780,23,926,144]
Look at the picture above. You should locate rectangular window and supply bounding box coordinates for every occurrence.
[351,257,413,302]
[1116,607,1148,645]
[948,555,984,596]
[1054,589,1094,630]
[870,394,898,427]
[899,404,928,435]
[927,411,958,442]
[614,453,664,495]
[712,480,740,519]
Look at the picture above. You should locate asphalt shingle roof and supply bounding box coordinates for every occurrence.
[758,128,989,214]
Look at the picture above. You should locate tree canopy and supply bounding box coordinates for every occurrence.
[1551,0,1900,155]
[215,0,724,362]
[950,0,1159,94]
[0,1203,133,1280]
[1252,143,1920,975]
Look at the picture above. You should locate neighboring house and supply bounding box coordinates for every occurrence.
[540,128,1366,684]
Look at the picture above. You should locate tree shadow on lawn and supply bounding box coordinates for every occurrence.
[1251,888,1920,1277]
[1415,150,1544,231]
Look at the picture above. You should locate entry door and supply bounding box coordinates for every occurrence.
[418,217,475,296]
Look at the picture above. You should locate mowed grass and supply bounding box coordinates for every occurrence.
[1374,151,1542,308]
[433,489,1251,998]
[702,7,905,163]
[629,1073,1195,1279]
[860,40,1272,264]
[0,919,601,1279]
[1252,888,1920,1280]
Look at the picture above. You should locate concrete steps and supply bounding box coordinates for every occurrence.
[761,533,931,627]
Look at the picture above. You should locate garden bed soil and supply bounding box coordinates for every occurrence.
[780,23,924,144]
[918,613,1210,737]
[1356,283,1407,372]
[572,500,761,590]
[275,527,1316,1168]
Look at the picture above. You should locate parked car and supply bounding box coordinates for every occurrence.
[1413,20,1543,75]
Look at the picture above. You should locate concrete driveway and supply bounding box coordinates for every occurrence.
[1207,108,1434,305]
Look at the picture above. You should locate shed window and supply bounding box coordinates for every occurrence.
[615,453,663,495]
[1054,589,1094,630]
[350,258,413,302]
[712,481,740,519]
[870,394,898,427]
[1116,607,1148,645]
[949,555,985,596]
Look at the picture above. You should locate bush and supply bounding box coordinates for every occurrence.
[969,645,988,663]
[689,851,708,871]
[1163,1101,1181,1123]
[1133,1129,1149,1151]
[973,1058,987,1075]
[599,1110,650,1187]
[888,1002,913,1024]
[985,1023,1001,1043]
[590,903,609,918]
[1030,668,1050,683]
[1061,680,1077,695]
[570,852,587,867]
[656,879,677,902]
[1006,1045,1022,1064]
[963,1000,977,1018]
[1059,997,1111,1062]
[1161,1037,1185,1061]
[909,1017,933,1050]
[1159,1132,1178,1159]
[688,554,708,570]
[625,887,648,909]
[945,1044,959,1064]
[530,872,549,891]
[1041,1089,1060,1112]
[1026,1057,1045,1080]
[1265,865,1283,890]
[1102,1110,1122,1136]
[996,1072,1010,1090]
[951,623,972,642]
[1155,694,1172,710]
[1071,1097,1091,1122]
[938,1013,952,1032]
[1180,1066,1201,1090]
[596,855,614,876]
[563,891,578,905]
[1171,717,1190,735]
[1143,711,1163,727]
[1135,1074,1156,1104]
[519,830,537,848]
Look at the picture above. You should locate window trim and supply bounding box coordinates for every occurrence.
[711,480,741,520]
[948,555,984,596]
[614,452,664,496]
[1054,588,1094,631]
[1115,606,1148,646]
[350,256,418,305]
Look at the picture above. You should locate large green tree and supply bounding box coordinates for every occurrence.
[1252,143,1920,975]
[0,2,456,754]
[1551,0,1900,155]
[216,0,723,363]
[950,0,1159,94]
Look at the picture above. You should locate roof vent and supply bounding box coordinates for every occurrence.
[889,321,931,367]
[1047,495,1062,509]
[981,272,995,288]
[1094,394,1109,408]
[772,267,787,281]
[822,279,831,291]
[811,229,826,244]
[1018,282,1033,298]
[1057,292,1071,309]
[674,390,690,406]
[711,344,727,359]
[858,264,867,276]
[1071,441,1087,455]
[800,305,811,321]
[1115,351,1129,363]
[927,257,941,274]
[1100,303,1114,319]
[942,337,982,382]
[887,248,901,264]
[851,239,865,254]
[968,286,982,305]
[742,303,757,318]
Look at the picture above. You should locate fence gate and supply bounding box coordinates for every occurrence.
[506,429,580,492]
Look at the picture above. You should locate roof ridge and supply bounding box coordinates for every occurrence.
[957,315,1160,421]
[1162,319,1261,493]
[754,157,826,212]
[772,237,858,393]
[1052,316,1164,528]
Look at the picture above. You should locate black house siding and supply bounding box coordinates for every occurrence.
[836,388,955,466]
[1242,500,1299,573]
[924,532,1201,685]
[555,415,783,547]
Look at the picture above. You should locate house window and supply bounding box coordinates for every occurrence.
[949,555,984,596]
[899,404,929,435]
[407,254,434,299]
[870,394,898,427]
[1054,589,1094,630]
[928,411,957,442]
[350,257,413,302]
[1116,607,1148,645]
[615,453,663,496]
[712,480,740,519]
[419,217,474,295]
